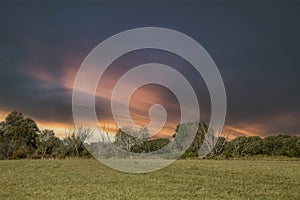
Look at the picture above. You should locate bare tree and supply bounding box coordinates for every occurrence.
[64,127,93,157]
[199,126,229,157]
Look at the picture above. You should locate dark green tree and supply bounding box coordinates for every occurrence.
[0,111,39,159]
[131,138,170,153]
[172,121,208,158]
[262,135,300,157]
[223,136,263,157]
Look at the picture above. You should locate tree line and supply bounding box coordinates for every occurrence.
[113,121,300,158]
[0,111,90,159]
[0,111,299,160]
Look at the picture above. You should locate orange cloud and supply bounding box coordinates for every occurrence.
[13,59,299,140]
[34,120,74,138]
[0,111,10,122]
[223,126,258,139]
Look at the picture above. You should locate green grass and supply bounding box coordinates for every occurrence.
[0,159,299,199]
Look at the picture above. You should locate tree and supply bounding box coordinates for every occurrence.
[63,128,92,157]
[204,136,227,157]
[223,136,263,157]
[0,111,39,159]
[131,138,170,153]
[262,135,300,157]
[114,127,149,151]
[37,129,61,158]
[172,121,208,158]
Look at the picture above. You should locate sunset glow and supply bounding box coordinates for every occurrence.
[0,2,299,140]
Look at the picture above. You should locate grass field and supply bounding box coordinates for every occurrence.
[0,159,299,199]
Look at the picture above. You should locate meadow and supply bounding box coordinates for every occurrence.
[0,159,299,199]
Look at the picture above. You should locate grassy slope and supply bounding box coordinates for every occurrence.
[0,159,299,200]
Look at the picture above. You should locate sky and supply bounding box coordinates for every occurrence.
[0,0,299,138]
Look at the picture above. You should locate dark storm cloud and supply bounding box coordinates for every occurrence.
[214,5,300,135]
[0,1,299,136]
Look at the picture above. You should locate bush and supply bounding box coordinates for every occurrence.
[12,146,28,159]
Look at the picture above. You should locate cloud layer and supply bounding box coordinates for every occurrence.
[0,1,299,137]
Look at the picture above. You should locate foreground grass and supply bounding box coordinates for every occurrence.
[0,159,299,199]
